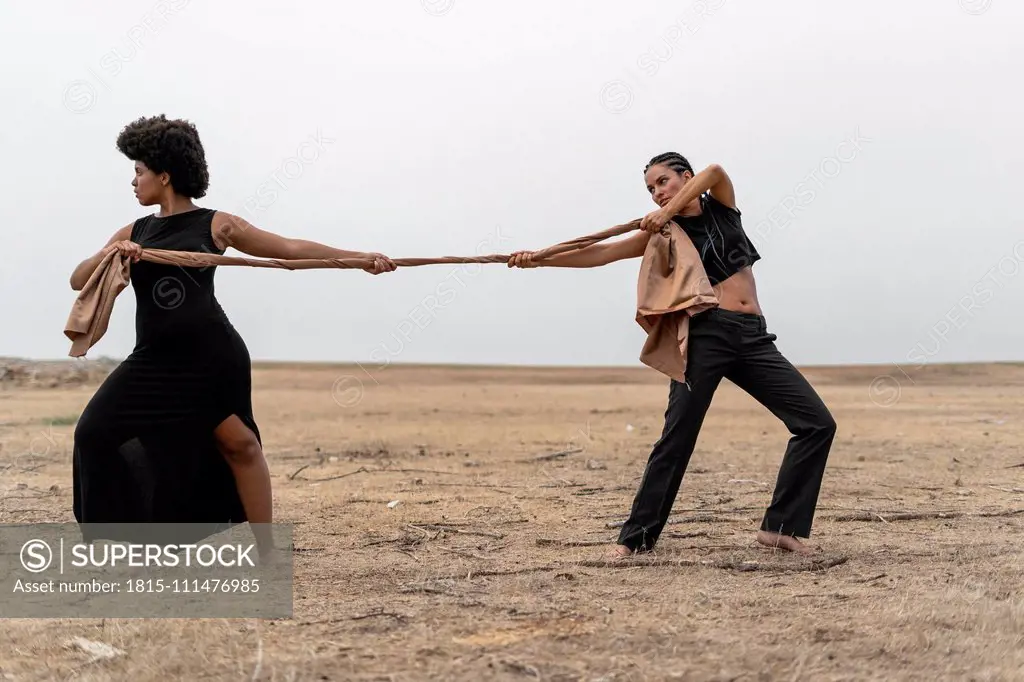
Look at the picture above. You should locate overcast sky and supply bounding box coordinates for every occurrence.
[1,0,1021,370]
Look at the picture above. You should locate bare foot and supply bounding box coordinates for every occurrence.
[607,544,636,560]
[756,530,814,555]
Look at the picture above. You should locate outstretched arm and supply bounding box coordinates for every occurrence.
[508,231,651,269]
[641,164,736,232]
[211,212,396,274]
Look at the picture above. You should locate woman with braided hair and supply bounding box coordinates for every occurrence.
[508,152,836,557]
[69,115,396,555]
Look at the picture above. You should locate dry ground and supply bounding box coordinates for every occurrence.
[1,361,1023,681]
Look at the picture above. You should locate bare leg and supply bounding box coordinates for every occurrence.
[214,415,275,558]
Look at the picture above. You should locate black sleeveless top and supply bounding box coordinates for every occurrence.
[674,193,760,285]
[129,207,231,352]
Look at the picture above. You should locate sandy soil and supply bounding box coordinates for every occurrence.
[1,360,1023,681]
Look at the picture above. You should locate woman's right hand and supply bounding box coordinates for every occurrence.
[361,252,397,275]
[507,251,540,268]
[107,240,143,263]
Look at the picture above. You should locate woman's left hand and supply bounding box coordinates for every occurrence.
[640,209,672,234]
[362,252,397,275]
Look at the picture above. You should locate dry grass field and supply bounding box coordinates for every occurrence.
[1,360,1023,681]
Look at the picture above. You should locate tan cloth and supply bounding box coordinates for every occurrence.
[63,222,645,359]
[635,222,719,383]
[65,249,132,358]
[65,220,717,382]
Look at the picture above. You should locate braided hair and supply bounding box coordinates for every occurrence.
[644,152,693,177]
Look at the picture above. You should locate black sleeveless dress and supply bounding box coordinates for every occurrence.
[73,208,258,540]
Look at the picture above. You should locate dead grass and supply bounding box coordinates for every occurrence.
[1,362,1023,681]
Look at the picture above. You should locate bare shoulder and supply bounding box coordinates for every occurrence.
[210,211,254,249]
[211,210,252,231]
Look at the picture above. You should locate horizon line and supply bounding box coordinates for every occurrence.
[4,356,1024,371]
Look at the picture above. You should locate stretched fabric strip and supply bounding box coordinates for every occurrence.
[132,219,644,270]
[65,218,717,381]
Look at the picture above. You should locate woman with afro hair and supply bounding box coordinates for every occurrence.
[69,115,396,555]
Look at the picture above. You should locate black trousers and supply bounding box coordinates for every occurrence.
[617,309,837,552]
